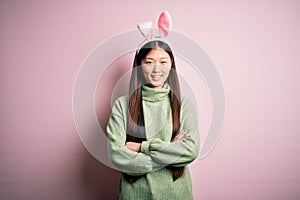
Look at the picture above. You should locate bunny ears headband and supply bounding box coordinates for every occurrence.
[137,11,172,51]
[137,11,172,39]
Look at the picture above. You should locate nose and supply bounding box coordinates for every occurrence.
[153,63,160,72]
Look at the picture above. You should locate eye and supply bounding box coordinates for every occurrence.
[144,60,153,65]
[161,61,168,64]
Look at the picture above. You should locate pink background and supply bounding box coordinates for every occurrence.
[1,0,300,199]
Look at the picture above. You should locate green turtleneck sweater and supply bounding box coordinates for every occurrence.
[107,84,200,200]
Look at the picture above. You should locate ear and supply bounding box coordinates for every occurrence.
[137,21,153,39]
[158,11,172,37]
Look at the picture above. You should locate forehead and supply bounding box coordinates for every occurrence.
[144,48,170,59]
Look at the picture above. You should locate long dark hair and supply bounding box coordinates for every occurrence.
[124,40,184,183]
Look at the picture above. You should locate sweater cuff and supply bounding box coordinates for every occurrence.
[141,141,151,154]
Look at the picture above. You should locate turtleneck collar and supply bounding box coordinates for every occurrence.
[142,83,170,102]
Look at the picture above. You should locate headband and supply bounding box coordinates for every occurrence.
[137,11,173,52]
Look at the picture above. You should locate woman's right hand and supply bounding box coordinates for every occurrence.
[173,130,187,141]
[125,141,141,152]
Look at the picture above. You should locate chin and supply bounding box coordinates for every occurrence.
[147,81,163,88]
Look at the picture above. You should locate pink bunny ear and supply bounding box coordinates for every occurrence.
[158,11,172,37]
[137,21,153,39]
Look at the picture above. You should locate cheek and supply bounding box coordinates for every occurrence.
[141,67,151,76]
[163,68,171,77]
[141,67,152,80]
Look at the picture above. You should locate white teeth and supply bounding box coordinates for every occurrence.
[151,75,162,81]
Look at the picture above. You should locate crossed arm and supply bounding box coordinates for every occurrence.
[125,130,187,152]
[107,97,200,176]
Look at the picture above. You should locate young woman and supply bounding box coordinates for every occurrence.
[107,40,200,200]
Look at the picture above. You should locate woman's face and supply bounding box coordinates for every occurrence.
[141,48,172,88]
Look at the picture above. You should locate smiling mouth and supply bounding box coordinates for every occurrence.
[151,74,163,81]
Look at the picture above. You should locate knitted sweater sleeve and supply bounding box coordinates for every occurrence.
[107,97,155,176]
[141,97,200,168]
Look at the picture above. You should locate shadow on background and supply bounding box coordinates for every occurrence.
[77,54,133,200]
[80,149,120,200]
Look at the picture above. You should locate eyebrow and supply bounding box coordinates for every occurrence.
[144,57,169,60]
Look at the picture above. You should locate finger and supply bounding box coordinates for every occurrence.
[178,131,187,137]
[176,131,187,141]
[173,130,186,141]
[177,134,185,140]
[175,132,186,140]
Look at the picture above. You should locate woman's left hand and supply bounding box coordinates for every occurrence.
[125,142,141,152]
